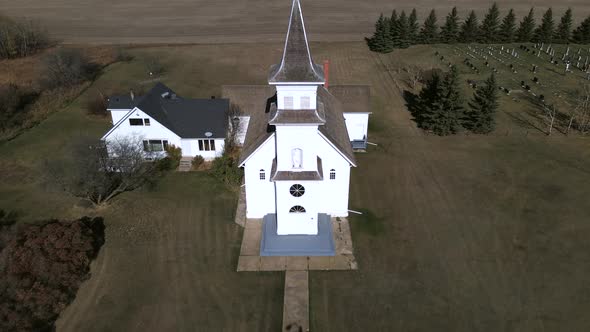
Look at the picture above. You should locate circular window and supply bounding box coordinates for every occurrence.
[289,205,306,213]
[289,184,305,197]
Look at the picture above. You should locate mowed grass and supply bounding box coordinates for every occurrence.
[0,42,589,331]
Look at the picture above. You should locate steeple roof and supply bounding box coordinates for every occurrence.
[268,0,325,84]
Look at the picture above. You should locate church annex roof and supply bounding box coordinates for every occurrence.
[224,85,356,167]
[328,85,371,114]
[268,0,325,84]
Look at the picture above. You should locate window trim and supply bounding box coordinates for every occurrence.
[283,96,294,109]
[129,118,144,126]
[144,118,150,126]
[259,169,265,180]
[329,169,336,180]
[142,139,169,152]
[198,139,216,151]
[300,96,311,109]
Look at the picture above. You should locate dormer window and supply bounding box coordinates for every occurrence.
[300,96,311,109]
[283,96,294,109]
[291,148,302,168]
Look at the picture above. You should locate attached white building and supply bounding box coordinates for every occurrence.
[102,83,229,160]
[224,0,371,237]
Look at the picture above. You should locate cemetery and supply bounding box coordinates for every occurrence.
[426,42,590,134]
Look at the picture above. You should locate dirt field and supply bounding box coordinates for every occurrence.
[0,42,589,331]
[0,1,589,44]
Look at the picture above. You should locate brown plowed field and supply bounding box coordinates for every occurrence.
[0,0,588,44]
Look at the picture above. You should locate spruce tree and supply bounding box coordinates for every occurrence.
[389,10,400,48]
[408,9,420,44]
[555,8,573,43]
[534,8,554,43]
[440,7,460,43]
[420,10,439,44]
[480,2,501,42]
[397,11,410,48]
[466,73,499,134]
[419,66,464,135]
[572,15,590,44]
[460,11,480,43]
[499,9,517,42]
[517,8,536,42]
[366,14,394,53]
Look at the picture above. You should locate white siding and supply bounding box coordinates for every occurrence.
[182,138,225,160]
[108,109,132,125]
[343,112,370,141]
[276,85,318,109]
[243,136,277,218]
[232,116,250,146]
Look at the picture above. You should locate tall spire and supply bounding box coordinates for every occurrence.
[268,0,325,83]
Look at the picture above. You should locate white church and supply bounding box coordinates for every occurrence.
[103,0,370,253]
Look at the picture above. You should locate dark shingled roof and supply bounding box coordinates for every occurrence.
[108,94,137,109]
[223,85,356,167]
[121,83,229,139]
[328,85,371,114]
[268,0,324,83]
[268,104,326,125]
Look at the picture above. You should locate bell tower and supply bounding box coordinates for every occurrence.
[268,0,326,235]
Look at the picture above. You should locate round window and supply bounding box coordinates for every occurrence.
[289,184,305,197]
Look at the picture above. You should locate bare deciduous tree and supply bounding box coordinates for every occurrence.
[567,85,590,135]
[542,103,558,136]
[48,136,163,206]
[41,48,98,89]
[403,65,424,89]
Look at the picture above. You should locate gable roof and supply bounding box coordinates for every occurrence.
[106,83,229,139]
[224,85,356,167]
[328,85,371,114]
[268,0,324,84]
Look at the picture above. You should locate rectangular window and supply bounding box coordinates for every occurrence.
[198,139,216,151]
[260,172,265,180]
[283,96,294,109]
[330,172,336,180]
[300,96,311,109]
[129,118,143,126]
[144,118,150,126]
[143,140,166,152]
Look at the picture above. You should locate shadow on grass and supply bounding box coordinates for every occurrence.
[402,90,421,127]
[348,208,385,236]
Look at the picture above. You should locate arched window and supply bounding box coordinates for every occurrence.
[329,169,336,180]
[289,184,305,197]
[259,169,265,180]
[291,148,302,168]
[289,205,306,213]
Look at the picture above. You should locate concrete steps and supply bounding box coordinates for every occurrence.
[178,157,192,172]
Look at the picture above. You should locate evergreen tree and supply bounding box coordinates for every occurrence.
[555,8,573,43]
[420,10,439,44]
[534,8,555,43]
[460,11,480,43]
[499,9,517,42]
[408,9,420,44]
[480,2,501,42]
[440,7,460,43]
[572,15,590,43]
[366,14,394,53]
[517,8,536,42]
[389,10,400,48]
[396,11,410,48]
[466,73,499,134]
[418,66,464,135]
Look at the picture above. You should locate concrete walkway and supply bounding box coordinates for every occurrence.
[282,271,309,332]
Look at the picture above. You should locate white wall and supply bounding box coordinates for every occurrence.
[108,109,132,125]
[232,116,250,146]
[275,125,320,172]
[343,112,370,141]
[243,136,277,219]
[182,138,225,160]
[103,108,182,153]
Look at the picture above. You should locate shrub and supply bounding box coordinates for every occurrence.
[0,84,39,131]
[211,154,243,186]
[191,155,205,171]
[40,48,99,89]
[114,47,134,62]
[85,92,108,117]
[0,217,105,331]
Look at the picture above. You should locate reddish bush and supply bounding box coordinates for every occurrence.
[0,217,105,332]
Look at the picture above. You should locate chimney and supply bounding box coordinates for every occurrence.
[323,59,330,89]
[130,89,135,100]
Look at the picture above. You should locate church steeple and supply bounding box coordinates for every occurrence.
[268,0,325,84]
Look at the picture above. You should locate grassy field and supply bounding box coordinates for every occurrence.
[0,1,588,44]
[0,42,589,331]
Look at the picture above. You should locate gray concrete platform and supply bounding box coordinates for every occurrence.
[260,214,335,256]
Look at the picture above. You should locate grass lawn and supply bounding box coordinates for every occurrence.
[0,42,589,331]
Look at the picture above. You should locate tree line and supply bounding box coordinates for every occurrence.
[0,14,51,59]
[367,4,590,53]
[410,66,499,135]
